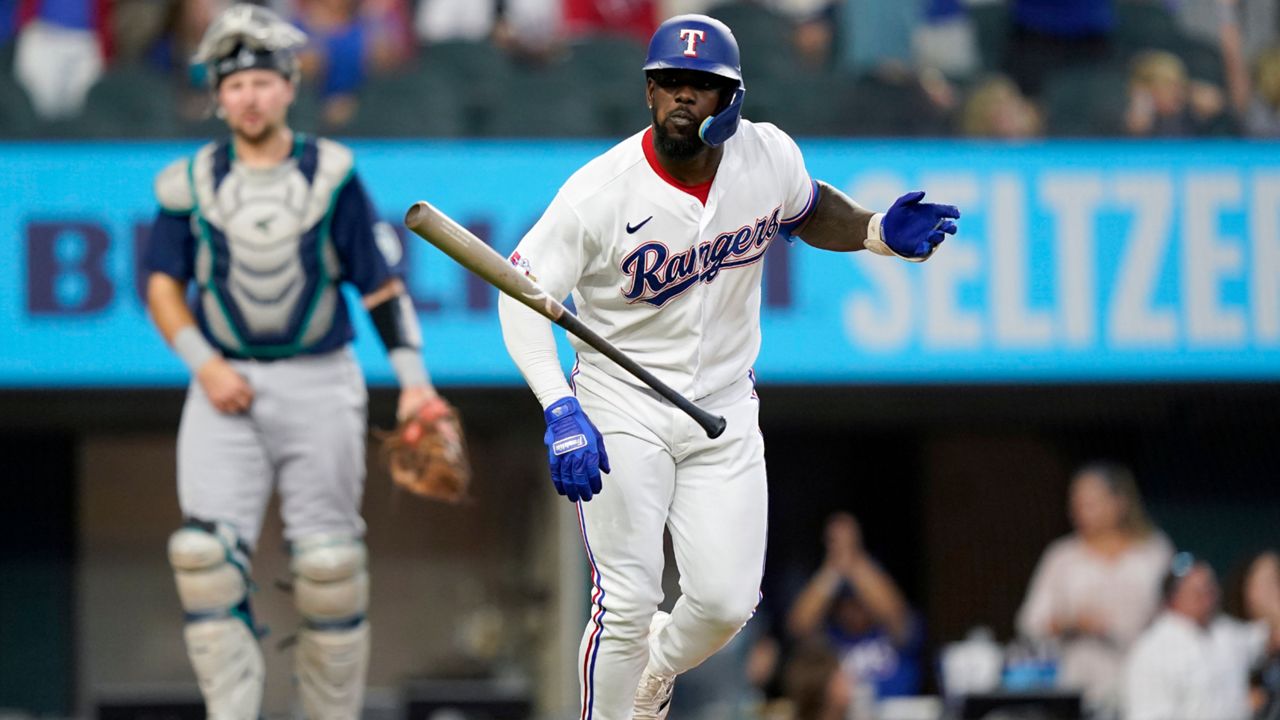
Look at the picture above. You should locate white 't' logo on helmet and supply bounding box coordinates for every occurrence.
[679,28,706,57]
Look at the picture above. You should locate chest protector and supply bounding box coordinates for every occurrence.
[186,136,351,356]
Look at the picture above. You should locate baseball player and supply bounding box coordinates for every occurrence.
[497,14,959,718]
[142,5,437,719]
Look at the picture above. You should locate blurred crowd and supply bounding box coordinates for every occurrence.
[668,462,1280,720]
[2,0,1280,138]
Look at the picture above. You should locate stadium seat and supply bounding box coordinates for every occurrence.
[705,1,800,83]
[1115,1,1185,55]
[566,34,646,83]
[482,65,604,138]
[0,73,41,138]
[1178,37,1225,84]
[419,39,520,135]
[1042,65,1129,136]
[968,3,1011,73]
[751,71,857,137]
[564,35,651,136]
[834,71,951,136]
[347,69,465,138]
[75,66,179,138]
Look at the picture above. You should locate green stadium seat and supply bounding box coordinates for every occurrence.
[76,66,179,138]
[750,71,857,137]
[1178,37,1224,84]
[968,3,1011,73]
[346,69,465,138]
[1042,65,1129,136]
[562,35,650,136]
[0,73,41,139]
[419,40,521,137]
[1115,1,1184,55]
[566,34,647,82]
[482,66,604,138]
[833,72,951,136]
[705,1,799,83]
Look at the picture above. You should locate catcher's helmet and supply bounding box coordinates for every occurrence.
[643,14,745,147]
[193,3,307,87]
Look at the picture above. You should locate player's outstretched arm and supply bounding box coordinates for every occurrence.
[793,181,959,261]
[791,180,877,252]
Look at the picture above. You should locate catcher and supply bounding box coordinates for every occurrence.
[141,5,467,718]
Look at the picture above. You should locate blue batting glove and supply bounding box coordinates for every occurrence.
[881,191,961,259]
[543,397,610,503]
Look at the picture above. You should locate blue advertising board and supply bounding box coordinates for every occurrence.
[1,139,1276,387]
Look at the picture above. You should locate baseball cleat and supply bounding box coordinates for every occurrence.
[632,611,676,719]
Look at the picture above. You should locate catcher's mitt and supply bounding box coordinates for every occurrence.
[381,396,470,503]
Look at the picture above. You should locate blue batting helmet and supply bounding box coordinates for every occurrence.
[643,14,745,147]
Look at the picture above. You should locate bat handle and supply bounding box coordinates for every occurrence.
[704,414,727,439]
[556,313,728,439]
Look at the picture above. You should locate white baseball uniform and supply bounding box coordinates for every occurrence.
[499,119,817,718]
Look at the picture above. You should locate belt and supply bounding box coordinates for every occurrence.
[222,351,288,363]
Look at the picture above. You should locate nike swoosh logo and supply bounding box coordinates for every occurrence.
[626,216,653,234]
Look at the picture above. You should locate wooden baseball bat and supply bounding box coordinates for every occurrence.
[404,200,727,439]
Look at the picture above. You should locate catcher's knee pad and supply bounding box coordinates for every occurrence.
[168,521,263,720]
[291,534,368,629]
[292,534,370,720]
[168,519,254,628]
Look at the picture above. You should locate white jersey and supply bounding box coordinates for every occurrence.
[507,119,816,401]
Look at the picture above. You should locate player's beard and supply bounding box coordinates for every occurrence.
[652,106,703,160]
[232,118,282,147]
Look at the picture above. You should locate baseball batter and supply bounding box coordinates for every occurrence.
[498,14,959,718]
[141,5,437,719]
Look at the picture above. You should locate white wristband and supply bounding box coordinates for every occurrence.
[862,212,929,263]
[389,347,430,388]
[173,326,218,373]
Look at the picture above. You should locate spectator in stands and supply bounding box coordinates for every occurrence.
[782,640,853,720]
[1125,552,1279,720]
[1002,0,1115,97]
[112,0,180,66]
[762,0,838,70]
[1016,461,1173,717]
[913,0,978,79]
[1123,49,1227,136]
[1226,550,1280,719]
[492,0,561,66]
[296,0,411,129]
[1175,0,1276,67]
[1,0,17,45]
[959,73,1042,138]
[414,0,496,44]
[836,0,917,74]
[563,0,655,42]
[1218,0,1280,136]
[787,513,923,704]
[12,0,108,119]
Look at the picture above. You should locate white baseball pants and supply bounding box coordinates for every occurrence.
[571,366,768,719]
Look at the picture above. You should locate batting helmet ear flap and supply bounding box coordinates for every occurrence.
[699,85,745,147]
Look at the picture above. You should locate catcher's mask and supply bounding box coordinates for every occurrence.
[193,3,307,88]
